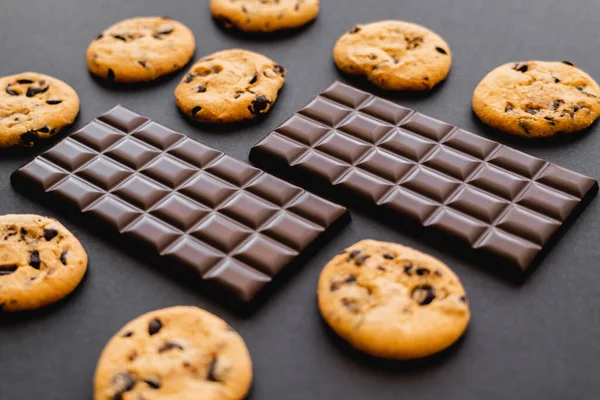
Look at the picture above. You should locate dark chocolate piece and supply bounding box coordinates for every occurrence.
[29,251,41,270]
[111,372,136,399]
[6,86,18,96]
[26,84,49,97]
[60,250,68,265]
[207,357,220,381]
[412,284,435,305]
[43,229,58,241]
[12,105,348,302]
[0,266,18,275]
[144,377,161,389]
[148,318,162,335]
[250,82,598,272]
[158,341,184,353]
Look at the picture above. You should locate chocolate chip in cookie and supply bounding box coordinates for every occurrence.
[248,95,271,115]
[148,318,163,335]
[158,340,185,353]
[0,266,18,275]
[412,284,436,305]
[60,250,68,265]
[43,229,58,241]
[29,250,41,270]
[143,377,161,389]
[111,372,137,399]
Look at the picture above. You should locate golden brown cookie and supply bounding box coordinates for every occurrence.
[174,49,286,123]
[472,61,600,138]
[333,20,452,91]
[0,72,79,148]
[94,306,253,400]
[210,0,319,32]
[318,240,470,360]
[0,214,87,312]
[87,17,196,83]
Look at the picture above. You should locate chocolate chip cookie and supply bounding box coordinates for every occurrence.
[0,72,79,148]
[333,20,452,91]
[210,0,319,32]
[473,61,600,138]
[318,240,470,360]
[174,49,286,123]
[0,214,87,312]
[94,306,253,400]
[87,17,196,83]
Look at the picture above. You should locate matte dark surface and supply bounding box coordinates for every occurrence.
[12,105,348,302]
[0,1,599,399]
[251,81,598,272]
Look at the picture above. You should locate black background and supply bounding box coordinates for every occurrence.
[1,1,599,399]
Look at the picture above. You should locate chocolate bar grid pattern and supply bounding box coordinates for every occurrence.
[253,82,597,270]
[16,106,346,301]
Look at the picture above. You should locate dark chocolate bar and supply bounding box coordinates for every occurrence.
[251,82,598,272]
[12,105,348,301]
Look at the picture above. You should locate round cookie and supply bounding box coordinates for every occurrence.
[94,306,253,400]
[174,49,286,123]
[0,214,87,312]
[210,0,319,32]
[472,61,600,138]
[318,240,470,360]
[87,17,196,83]
[333,20,452,91]
[0,72,79,148]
